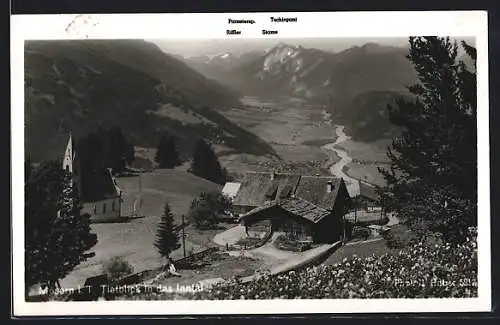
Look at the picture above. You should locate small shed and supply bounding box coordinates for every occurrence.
[221,182,241,201]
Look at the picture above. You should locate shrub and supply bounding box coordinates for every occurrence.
[274,234,312,252]
[192,228,477,300]
[188,191,232,228]
[235,236,261,249]
[352,227,372,240]
[114,229,477,300]
[382,224,417,249]
[103,257,134,282]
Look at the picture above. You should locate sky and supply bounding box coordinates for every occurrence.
[150,37,475,58]
[150,38,409,57]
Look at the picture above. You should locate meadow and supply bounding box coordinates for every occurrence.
[218,97,337,176]
[59,169,224,289]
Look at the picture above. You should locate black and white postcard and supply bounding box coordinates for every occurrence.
[12,11,490,315]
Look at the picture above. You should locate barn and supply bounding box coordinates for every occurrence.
[233,172,351,243]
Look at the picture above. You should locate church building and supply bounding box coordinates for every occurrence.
[63,133,123,222]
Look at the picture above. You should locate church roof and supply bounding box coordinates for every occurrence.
[62,133,121,203]
[80,168,120,202]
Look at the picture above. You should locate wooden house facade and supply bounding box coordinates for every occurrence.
[233,172,351,244]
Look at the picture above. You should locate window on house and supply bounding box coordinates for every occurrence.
[103,203,107,214]
[93,205,97,214]
[111,201,115,211]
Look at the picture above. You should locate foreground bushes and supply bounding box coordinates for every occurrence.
[382,224,418,249]
[103,256,134,282]
[113,229,477,300]
[193,230,477,300]
[274,234,312,252]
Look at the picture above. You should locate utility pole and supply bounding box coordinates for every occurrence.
[181,214,186,258]
[343,213,346,244]
[354,197,358,225]
[138,174,142,193]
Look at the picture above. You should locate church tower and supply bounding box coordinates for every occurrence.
[62,132,82,197]
[62,132,74,174]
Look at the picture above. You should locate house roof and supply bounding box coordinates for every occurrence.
[239,197,331,224]
[222,182,241,199]
[236,172,350,224]
[232,172,341,210]
[232,172,300,207]
[280,197,331,223]
[294,176,341,210]
[80,168,120,202]
[239,201,278,218]
[359,181,380,201]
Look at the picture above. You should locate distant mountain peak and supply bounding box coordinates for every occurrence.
[262,43,302,73]
[361,42,381,48]
[273,42,298,50]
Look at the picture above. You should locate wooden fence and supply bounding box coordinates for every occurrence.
[62,246,220,301]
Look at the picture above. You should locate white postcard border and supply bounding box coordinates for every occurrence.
[11,10,490,316]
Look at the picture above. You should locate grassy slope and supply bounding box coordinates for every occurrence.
[60,169,222,288]
[25,40,275,162]
[88,40,242,108]
[338,90,409,142]
[324,238,401,265]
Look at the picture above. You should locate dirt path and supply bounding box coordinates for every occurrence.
[212,225,247,246]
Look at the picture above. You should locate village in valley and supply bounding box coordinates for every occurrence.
[45,113,393,300]
[24,36,478,301]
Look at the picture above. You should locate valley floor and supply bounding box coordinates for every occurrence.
[57,96,393,297]
[218,96,390,186]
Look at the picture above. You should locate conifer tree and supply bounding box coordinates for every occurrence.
[109,126,135,172]
[154,202,180,259]
[155,133,180,169]
[25,160,97,295]
[379,37,477,243]
[77,126,135,177]
[190,139,226,185]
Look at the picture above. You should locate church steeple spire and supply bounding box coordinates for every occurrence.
[62,132,74,174]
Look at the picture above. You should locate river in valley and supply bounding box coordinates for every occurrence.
[322,125,360,197]
[221,96,383,193]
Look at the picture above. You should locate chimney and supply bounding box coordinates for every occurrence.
[326,180,334,193]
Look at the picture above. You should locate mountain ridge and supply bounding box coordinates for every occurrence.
[25,40,275,163]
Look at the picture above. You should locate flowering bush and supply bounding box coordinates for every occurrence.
[382,224,418,249]
[351,227,372,241]
[103,256,134,282]
[112,229,477,300]
[193,229,477,300]
[274,234,312,252]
